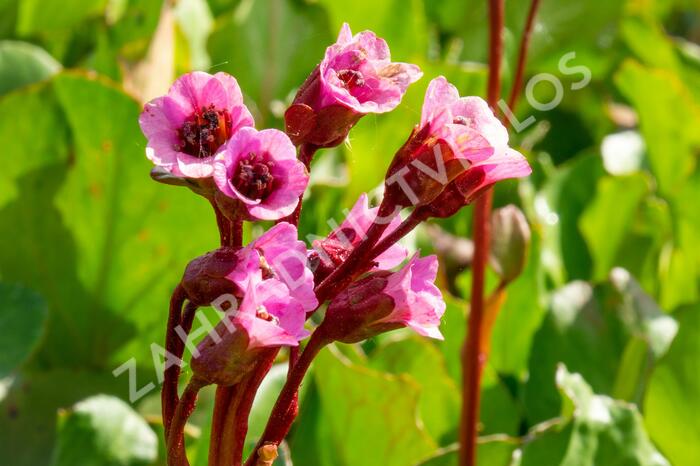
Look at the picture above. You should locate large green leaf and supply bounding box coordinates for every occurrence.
[52,394,157,466]
[525,271,677,423]
[208,0,332,127]
[615,60,700,198]
[369,337,460,444]
[0,369,133,466]
[520,365,669,466]
[579,174,649,281]
[0,40,60,95]
[644,304,700,466]
[0,282,48,377]
[16,0,107,35]
[312,345,436,466]
[0,72,218,370]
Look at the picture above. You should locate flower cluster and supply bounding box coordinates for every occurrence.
[139,23,531,466]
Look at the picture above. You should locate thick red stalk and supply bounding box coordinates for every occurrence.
[459,0,504,465]
[243,333,328,466]
[168,377,207,466]
[313,200,396,303]
[506,0,541,119]
[279,143,318,226]
[163,284,187,439]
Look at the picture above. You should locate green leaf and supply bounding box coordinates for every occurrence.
[520,365,669,466]
[539,153,605,285]
[525,271,677,423]
[615,60,700,197]
[579,174,649,281]
[16,0,108,35]
[369,337,460,444]
[0,282,48,377]
[312,345,436,466]
[208,0,332,127]
[0,40,61,96]
[644,304,700,466]
[0,369,133,466]
[0,73,218,370]
[52,394,157,466]
[415,438,516,466]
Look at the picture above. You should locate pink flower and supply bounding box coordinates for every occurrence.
[213,128,309,220]
[139,71,254,178]
[320,253,445,343]
[420,149,533,219]
[235,278,309,349]
[420,76,508,163]
[384,77,531,209]
[310,194,407,282]
[318,23,423,114]
[191,278,308,386]
[285,24,422,148]
[228,223,318,312]
[381,254,445,339]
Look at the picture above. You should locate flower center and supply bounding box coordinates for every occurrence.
[256,306,279,324]
[337,69,365,90]
[233,153,275,200]
[177,105,232,159]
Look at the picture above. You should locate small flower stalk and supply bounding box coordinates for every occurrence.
[137,21,532,466]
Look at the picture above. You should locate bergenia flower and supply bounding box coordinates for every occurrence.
[310,193,407,282]
[139,71,254,178]
[285,23,422,148]
[384,76,530,208]
[235,278,309,349]
[320,254,445,343]
[318,23,423,114]
[191,278,308,386]
[420,76,507,163]
[213,127,309,220]
[420,149,533,219]
[228,222,318,312]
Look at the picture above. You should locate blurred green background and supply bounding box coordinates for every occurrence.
[1,0,699,465]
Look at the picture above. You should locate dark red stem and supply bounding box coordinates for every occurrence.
[243,334,328,466]
[167,377,207,466]
[279,143,318,226]
[210,198,234,247]
[313,200,397,303]
[459,1,504,465]
[506,0,542,119]
[163,284,187,439]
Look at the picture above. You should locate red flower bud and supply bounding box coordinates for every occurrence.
[181,247,242,306]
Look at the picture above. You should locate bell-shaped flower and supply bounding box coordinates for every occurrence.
[319,254,445,343]
[139,71,254,178]
[213,128,309,220]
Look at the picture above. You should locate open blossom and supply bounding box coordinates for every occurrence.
[139,71,254,178]
[318,23,422,114]
[310,193,407,282]
[228,222,318,312]
[384,76,530,208]
[285,23,422,147]
[181,223,317,311]
[420,76,508,163]
[213,128,309,220]
[319,254,445,343]
[191,279,308,386]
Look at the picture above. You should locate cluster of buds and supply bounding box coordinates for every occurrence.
[138,22,532,466]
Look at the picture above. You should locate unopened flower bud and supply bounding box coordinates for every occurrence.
[181,247,242,306]
[489,205,530,283]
